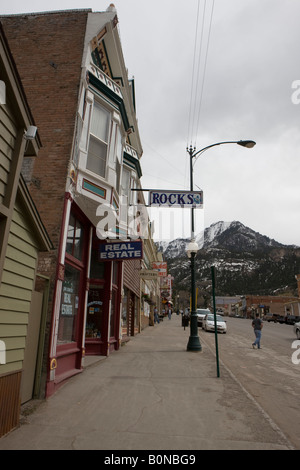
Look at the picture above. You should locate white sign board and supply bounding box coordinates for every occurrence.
[149,190,203,208]
[140,270,159,280]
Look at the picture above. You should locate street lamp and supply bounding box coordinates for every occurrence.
[186,139,256,352]
[186,239,201,351]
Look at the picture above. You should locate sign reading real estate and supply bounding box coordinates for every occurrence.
[99,241,143,260]
[149,190,203,208]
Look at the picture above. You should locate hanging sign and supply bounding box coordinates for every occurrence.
[152,261,167,277]
[99,241,143,260]
[149,190,203,208]
[140,270,158,280]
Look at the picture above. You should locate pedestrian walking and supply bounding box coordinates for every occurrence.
[252,313,263,349]
[154,306,159,324]
[168,307,172,320]
[182,308,190,329]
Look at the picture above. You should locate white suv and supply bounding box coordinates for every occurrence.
[196,308,211,327]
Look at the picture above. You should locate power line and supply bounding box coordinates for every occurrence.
[194,0,215,147]
[187,0,202,147]
[187,0,215,148]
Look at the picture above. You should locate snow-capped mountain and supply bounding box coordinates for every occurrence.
[157,221,300,296]
[195,221,232,249]
[157,220,285,259]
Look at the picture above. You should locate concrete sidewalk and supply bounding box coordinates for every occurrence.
[0,314,294,450]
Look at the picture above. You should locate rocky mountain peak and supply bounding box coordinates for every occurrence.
[157,221,300,296]
[158,220,285,259]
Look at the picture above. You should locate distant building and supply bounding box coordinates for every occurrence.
[245,295,299,317]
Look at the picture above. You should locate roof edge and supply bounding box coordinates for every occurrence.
[0,8,93,18]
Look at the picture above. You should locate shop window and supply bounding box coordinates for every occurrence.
[122,287,128,332]
[90,249,105,279]
[66,213,84,260]
[112,261,119,286]
[86,284,104,339]
[58,265,81,344]
[87,101,110,178]
[110,288,117,338]
[109,262,119,338]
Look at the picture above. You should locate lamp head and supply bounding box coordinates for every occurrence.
[186,240,199,258]
[237,140,256,148]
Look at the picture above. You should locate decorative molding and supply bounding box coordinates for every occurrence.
[82,178,106,199]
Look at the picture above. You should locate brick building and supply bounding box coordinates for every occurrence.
[246,295,299,317]
[1,6,160,398]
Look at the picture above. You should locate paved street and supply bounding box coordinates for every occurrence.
[200,317,300,449]
[0,314,295,451]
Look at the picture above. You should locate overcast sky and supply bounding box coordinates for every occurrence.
[2,0,300,245]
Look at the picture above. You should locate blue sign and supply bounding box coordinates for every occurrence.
[149,190,203,208]
[99,241,143,260]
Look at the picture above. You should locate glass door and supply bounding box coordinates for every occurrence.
[86,284,104,340]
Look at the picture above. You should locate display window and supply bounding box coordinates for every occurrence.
[66,212,84,260]
[58,265,81,344]
[86,284,104,339]
[85,244,107,355]
[121,287,128,334]
[57,208,88,347]
[85,239,122,355]
[110,262,120,339]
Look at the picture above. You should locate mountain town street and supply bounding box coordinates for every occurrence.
[0,314,296,451]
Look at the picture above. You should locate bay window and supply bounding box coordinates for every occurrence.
[87,101,110,178]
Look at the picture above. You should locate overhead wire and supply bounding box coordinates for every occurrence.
[186,0,215,150]
[190,0,207,148]
[194,0,215,148]
[186,0,202,148]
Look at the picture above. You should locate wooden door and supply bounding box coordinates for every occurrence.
[20,291,43,404]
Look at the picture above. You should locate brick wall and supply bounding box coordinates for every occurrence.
[1,10,89,251]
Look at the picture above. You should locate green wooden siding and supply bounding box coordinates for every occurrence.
[0,195,39,375]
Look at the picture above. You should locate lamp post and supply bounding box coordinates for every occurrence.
[186,139,256,352]
[186,239,201,351]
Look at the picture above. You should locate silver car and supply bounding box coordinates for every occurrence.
[202,314,227,334]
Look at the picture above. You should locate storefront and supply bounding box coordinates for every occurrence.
[47,201,123,396]
[85,236,122,355]
[121,286,139,338]
[48,201,91,394]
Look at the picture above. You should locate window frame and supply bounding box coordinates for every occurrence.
[86,100,112,179]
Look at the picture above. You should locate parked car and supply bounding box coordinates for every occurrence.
[294,322,300,339]
[264,313,280,323]
[196,308,211,326]
[286,315,300,325]
[202,314,227,334]
[277,315,286,324]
